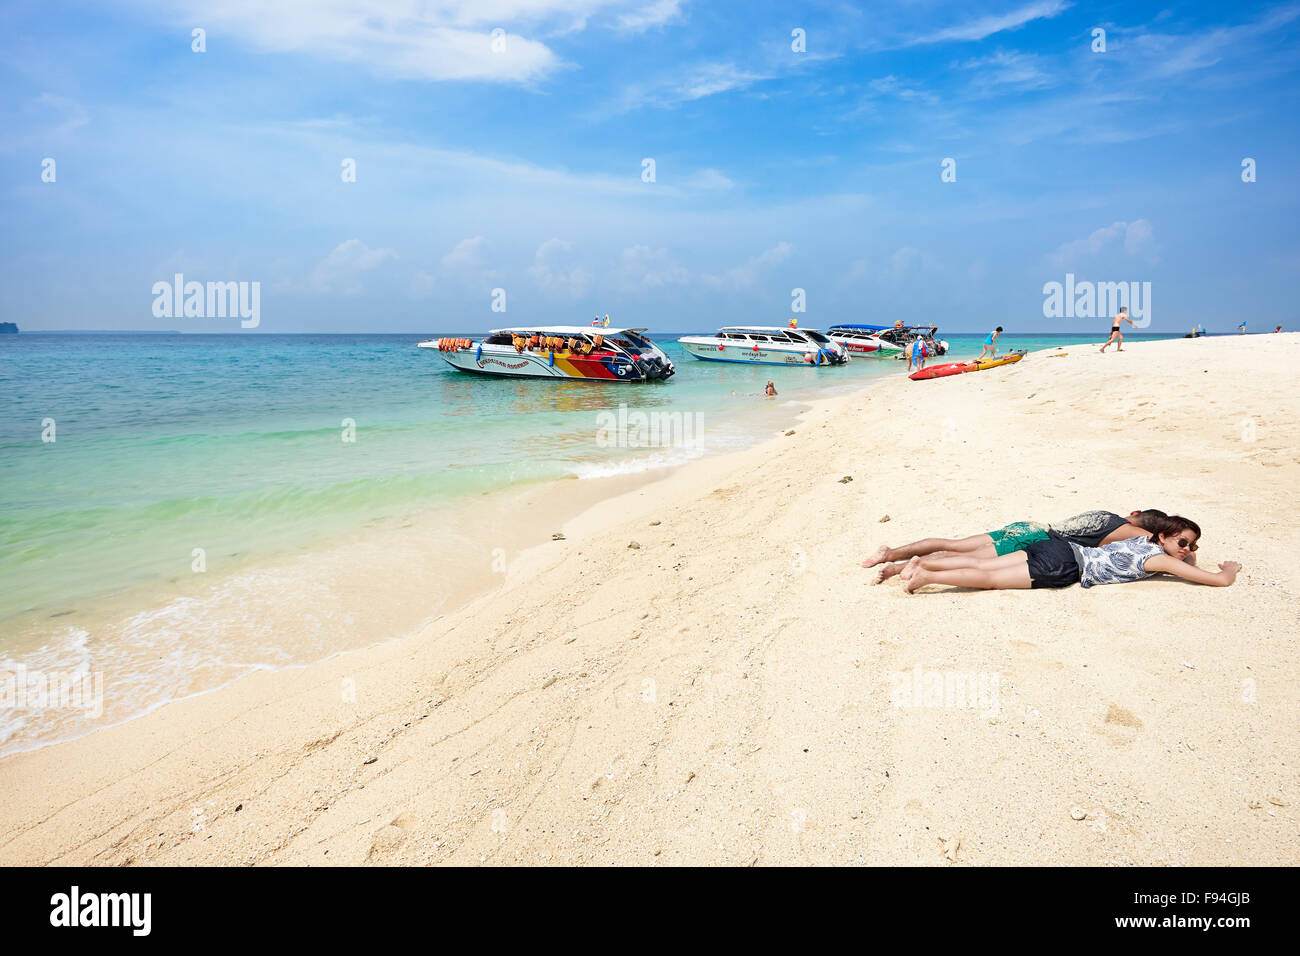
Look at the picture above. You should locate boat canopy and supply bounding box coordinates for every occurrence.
[489,326,647,336]
[714,325,826,333]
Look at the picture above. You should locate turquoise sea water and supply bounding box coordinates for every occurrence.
[0,330,1181,624]
[0,329,1184,752]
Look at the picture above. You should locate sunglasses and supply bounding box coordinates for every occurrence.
[1177,537,1199,552]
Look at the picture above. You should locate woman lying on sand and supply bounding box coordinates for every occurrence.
[898,515,1239,593]
[862,509,1173,584]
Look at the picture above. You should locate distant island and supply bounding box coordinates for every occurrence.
[0,322,17,334]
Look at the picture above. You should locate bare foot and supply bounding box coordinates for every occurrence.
[861,544,892,568]
[874,562,905,584]
[899,556,922,581]
[903,568,931,594]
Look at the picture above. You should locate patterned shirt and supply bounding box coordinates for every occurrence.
[1047,510,1127,548]
[1068,535,1166,588]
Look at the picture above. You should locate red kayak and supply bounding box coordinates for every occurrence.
[909,360,974,381]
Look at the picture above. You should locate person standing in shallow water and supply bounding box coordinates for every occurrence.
[907,337,927,373]
[764,381,777,396]
[1100,307,1135,352]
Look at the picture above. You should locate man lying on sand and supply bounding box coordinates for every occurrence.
[897,515,1239,593]
[862,509,1179,584]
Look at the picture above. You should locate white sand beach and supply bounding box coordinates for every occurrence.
[2,334,1296,866]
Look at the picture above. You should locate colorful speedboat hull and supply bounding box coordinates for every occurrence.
[419,328,675,382]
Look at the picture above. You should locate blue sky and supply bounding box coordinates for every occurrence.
[2,0,1298,333]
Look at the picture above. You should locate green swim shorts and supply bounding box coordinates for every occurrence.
[988,521,1050,556]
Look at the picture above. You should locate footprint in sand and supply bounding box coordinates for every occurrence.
[368,812,417,859]
[1099,704,1143,746]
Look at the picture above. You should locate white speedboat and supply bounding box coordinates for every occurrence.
[825,324,888,354]
[677,326,848,366]
[827,324,949,357]
[418,327,675,382]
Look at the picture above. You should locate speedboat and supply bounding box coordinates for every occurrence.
[828,324,948,358]
[676,326,848,366]
[825,324,888,354]
[418,327,675,382]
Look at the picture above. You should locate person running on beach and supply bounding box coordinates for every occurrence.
[1100,307,1136,352]
[897,515,1237,593]
[1275,325,1283,333]
[765,381,778,396]
[978,327,1002,360]
[862,509,1182,584]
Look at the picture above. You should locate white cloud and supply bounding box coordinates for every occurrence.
[677,62,769,100]
[958,51,1055,91]
[609,61,770,113]
[912,0,1071,45]
[617,0,684,32]
[1049,220,1157,267]
[702,242,793,291]
[618,245,690,289]
[308,239,397,294]
[141,1,601,83]
[686,168,735,190]
[441,236,490,272]
[527,238,591,298]
[1129,6,1300,79]
[36,92,89,134]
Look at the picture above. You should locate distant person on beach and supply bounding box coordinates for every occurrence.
[1275,325,1283,333]
[1100,307,1135,352]
[765,381,777,396]
[978,327,1002,359]
[906,338,927,373]
[896,515,1238,593]
[862,509,1190,584]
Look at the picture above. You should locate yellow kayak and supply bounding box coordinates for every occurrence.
[970,349,1026,371]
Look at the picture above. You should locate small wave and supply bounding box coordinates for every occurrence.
[568,444,708,479]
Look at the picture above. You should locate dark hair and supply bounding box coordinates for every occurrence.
[995,326,1003,332]
[1148,514,1201,543]
[1130,509,1167,531]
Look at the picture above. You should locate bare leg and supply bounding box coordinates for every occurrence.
[1100,331,1117,352]
[1116,332,1124,352]
[861,544,892,568]
[863,534,994,566]
[904,563,1034,593]
[874,562,906,584]
[917,550,1028,573]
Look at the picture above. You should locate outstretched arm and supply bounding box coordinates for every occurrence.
[1146,555,1239,586]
